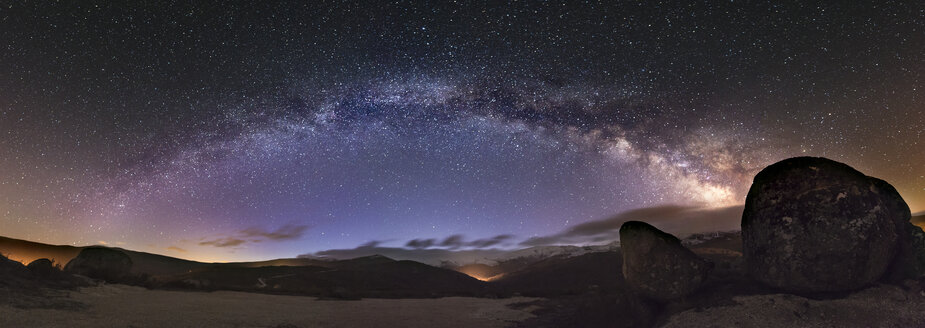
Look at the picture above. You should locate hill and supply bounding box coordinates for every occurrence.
[0,236,489,299]
[0,236,210,277]
[0,236,82,268]
[491,251,624,297]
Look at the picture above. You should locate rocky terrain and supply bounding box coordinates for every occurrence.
[2,156,923,327]
[638,157,925,327]
[514,157,925,327]
[662,284,925,328]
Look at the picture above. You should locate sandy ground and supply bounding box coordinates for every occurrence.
[0,285,540,328]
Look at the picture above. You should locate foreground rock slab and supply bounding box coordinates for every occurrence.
[662,283,925,328]
[26,258,56,277]
[64,247,133,283]
[742,157,908,292]
[620,221,711,301]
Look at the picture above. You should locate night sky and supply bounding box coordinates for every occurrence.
[1,1,922,262]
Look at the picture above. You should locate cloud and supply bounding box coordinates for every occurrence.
[439,235,465,248]
[468,234,514,248]
[302,206,742,264]
[166,246,188,253]
[199,224,310,248]
[240,224,310,241]
[405,234,515,250]
[359,240,384,248]
[520,204,744,246]
[302,234,520,265]
[302,245,511,266]
[405,238,437,249]
[199,237,247,248]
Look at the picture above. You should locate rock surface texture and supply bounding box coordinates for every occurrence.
[26,258,56,277]
[620,221,711,301]
[742,157,910,292]
[661,284,925,328]
[64,247,133,282]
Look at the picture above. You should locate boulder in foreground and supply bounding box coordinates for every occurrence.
[64,246,133,282]
[661,284,925,328]
[620,221,711,301]
[742,157,908,292]
[26,258,57,277]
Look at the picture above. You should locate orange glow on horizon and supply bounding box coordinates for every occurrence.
[455,267,505,282]
[463,272,504,282]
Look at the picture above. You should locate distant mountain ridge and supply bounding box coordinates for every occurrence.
[0,234,635,298]
[0,235,489,298]
[0,235,618,278]
[303,242,621,267]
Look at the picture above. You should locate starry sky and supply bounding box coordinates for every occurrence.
[1,1,922,262]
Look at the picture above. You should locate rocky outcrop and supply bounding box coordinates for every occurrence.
[742,157,910,292]
[0,254,30,283]
[64,247,133,282]
[620,221,711,301]
[26,258,56,277]
[661,284,925,328]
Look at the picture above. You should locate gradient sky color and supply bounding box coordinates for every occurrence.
[1,1,922,261]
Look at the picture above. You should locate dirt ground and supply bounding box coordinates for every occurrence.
[0,285,540,328]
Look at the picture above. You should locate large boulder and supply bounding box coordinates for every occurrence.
[742,157,908,292]
[64,247,133,282]
[26,258,57,277]
[620,221,711,301]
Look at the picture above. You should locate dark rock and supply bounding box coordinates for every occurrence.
[661,284,925,328]
[0,254,30,282]
[742,157,907,292]
[64,247,133,282]
[887,222,925,281]
[620,221,711,301]
[71,274,99,286]
[876,179,925,282]
[26,258,56,277]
